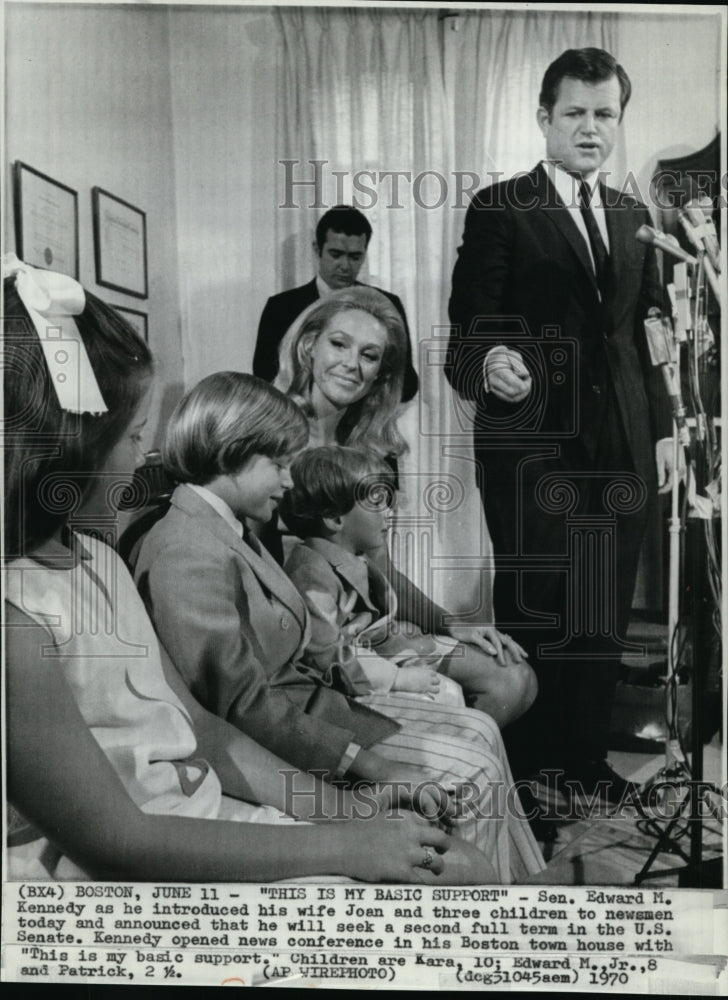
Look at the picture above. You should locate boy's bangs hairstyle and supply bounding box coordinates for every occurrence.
[163,371,308,484]
[3,278,153,557]
[280,445,395,539]
[286,287,408,458]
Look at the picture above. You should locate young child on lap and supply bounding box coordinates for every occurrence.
[282,446,537,729]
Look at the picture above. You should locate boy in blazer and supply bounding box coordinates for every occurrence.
[133,373,546,874]
[282,445,536,728]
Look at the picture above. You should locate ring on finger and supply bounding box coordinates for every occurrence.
[422,848,434,869]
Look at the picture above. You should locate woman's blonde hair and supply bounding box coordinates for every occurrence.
[274,287,408,458]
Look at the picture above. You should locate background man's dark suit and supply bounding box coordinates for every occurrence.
[447,165,669,776]
[253,278,419,402]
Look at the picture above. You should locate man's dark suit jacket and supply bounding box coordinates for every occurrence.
[447,164,668,489]
[445,163,670,767]
[253,278,419,402]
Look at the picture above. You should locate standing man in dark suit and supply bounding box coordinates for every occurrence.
[254,205,419,401]
[447,48,677,802]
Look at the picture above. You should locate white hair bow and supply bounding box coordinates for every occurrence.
[2,252,107,414]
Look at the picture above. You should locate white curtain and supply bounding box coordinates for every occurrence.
[448,10,621,185]
[274,8,618,616]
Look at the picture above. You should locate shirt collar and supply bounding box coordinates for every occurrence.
[186,483,244,539]
[541,160,604,208]
[315,274,337,299]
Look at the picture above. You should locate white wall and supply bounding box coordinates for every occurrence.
[3,1,184,445]
[168,5,279,386]
[617,11,722,212]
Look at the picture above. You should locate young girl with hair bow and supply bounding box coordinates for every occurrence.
[3,254,494,884]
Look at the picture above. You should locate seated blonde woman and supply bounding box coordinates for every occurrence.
[274,287,537,729]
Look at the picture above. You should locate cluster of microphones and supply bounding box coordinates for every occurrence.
[638,192,720,466]
[635,194,721,301]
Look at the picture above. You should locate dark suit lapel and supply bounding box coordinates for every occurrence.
[602,188,632,300]
[534,166,600,299]
[282,280,319,325]
[299,279,320,309]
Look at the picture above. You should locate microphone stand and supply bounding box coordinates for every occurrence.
[635,248,722,887]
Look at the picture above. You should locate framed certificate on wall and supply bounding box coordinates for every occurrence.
[13,161,79,279]
[92,187,148,298]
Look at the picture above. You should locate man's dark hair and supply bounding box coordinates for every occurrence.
[539,48,631,119]
[315,205,372,252]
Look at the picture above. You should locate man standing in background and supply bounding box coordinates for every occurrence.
[447,48,676,805]
[254,204,418,401]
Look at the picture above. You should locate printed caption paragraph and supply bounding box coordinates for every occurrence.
[3,882,727,991]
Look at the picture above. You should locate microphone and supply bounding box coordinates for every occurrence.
[678,210,706,253]
[643,308,691,453]
[676,213,722,303]
[635,225,698,265]
[667,262,690,340]
[644,307,675,367]
[684,197,721,272]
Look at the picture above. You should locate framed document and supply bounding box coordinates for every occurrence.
[115,305,148,341]
[92,187,148,298]
[13,161,79,279]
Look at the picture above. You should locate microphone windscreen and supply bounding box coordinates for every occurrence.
[635,224,655,245]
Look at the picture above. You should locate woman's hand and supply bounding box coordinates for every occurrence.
[446,625,527,666]
[348,749,460,825]
[344,811,450,882]
[368,763,457,827]
[416,835,498,885]
[392,665,441,696]
[344,813,497,884]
